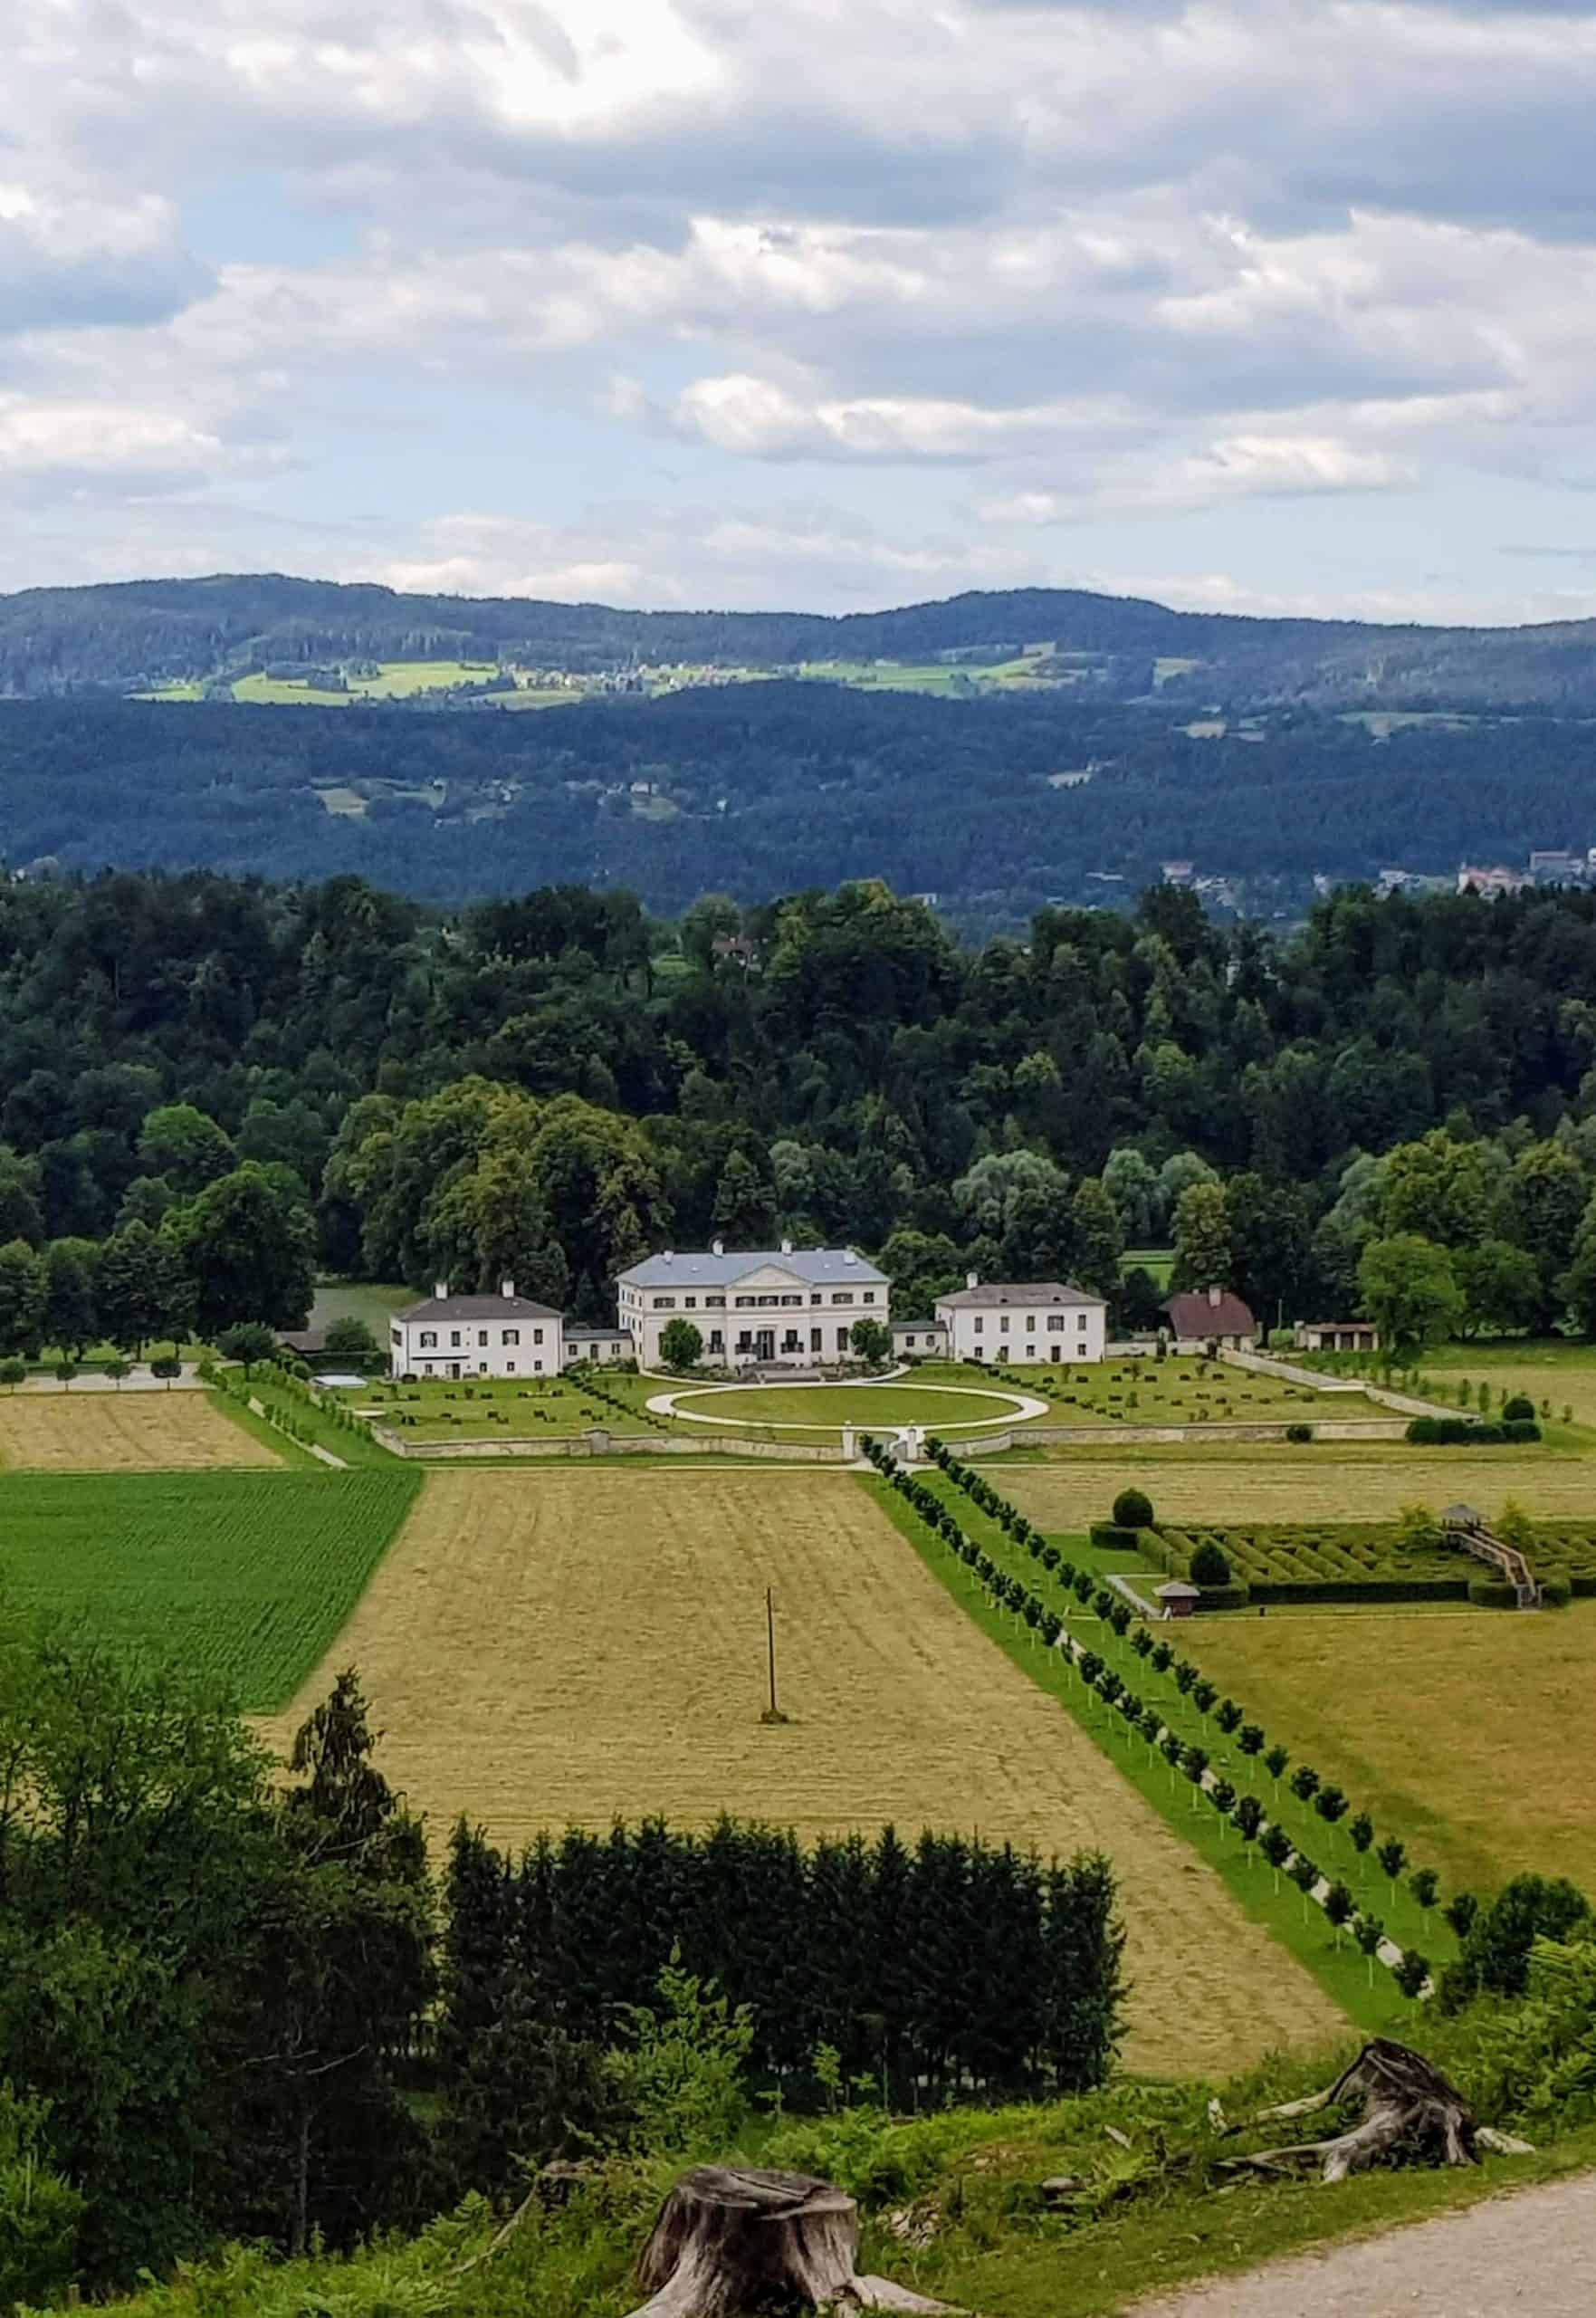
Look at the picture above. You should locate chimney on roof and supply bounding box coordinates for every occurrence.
[1208,1283,1222,1307]
[780,1237,793,1255]
[435,1280,448,1301]
[501,1278,515,1300]
[967,1269,980,1290]
[711,1237,723,1258]
[663,1250,674,1264]
[844,1250,856,1266]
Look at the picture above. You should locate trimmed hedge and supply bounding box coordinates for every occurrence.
[1089,1522,1148,1552]
[1540,1575,1572,1608]
[1406,1414,1542,1445]
[1285,1422,1314,1443]
[1467,1577,1520,1608]
[1192,1582,1251,1611]
[1255,1577,1471,1605]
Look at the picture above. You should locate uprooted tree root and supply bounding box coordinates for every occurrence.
[627,2165,961,2318]
[1215,2038,1534,2185]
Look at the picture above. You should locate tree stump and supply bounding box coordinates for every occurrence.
[627,2165,960,2318]
[1218,2038,1534,2184]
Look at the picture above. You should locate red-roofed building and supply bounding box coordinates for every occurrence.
[1161,1286,1259,1352]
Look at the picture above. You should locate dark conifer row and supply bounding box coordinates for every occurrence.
[440,1812,1124,2137]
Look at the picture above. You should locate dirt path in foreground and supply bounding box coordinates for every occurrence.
[1131,2168,1596,2316]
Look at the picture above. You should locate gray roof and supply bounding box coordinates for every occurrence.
[1157,1580,1202,1597]
[565,1324,630,1340]
[617,1247,886,1288]
[396,1293,564,1322]
[936,1280,1105,1310]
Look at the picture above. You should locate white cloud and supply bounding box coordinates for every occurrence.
[5,0,1596,607]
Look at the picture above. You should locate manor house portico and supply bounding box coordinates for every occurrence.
[616,1240,889,1369]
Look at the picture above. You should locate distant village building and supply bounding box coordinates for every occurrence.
[616,1242,889,1370]
[1529,849,1582,883]
[1161,859,1196,885]
[1295,1319,1380,1354]
[1457,864,1527,897]
[933,1277,1108,1365]
[1161,1286,1259,1353]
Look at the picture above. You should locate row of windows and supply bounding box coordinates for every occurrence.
[649,1288,877,1311]
[413,1327,546,1349]
[418,1358,547,1375]
[970,1312,1089,1334]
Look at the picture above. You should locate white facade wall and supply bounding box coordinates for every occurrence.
[619,1260,889,1371]
[390,1310,563,1380]
[936,1295,1107,1365]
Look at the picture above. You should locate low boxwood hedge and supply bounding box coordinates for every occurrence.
[1088,1521,1145,1551]
[1254,1576,1471,1605]
[1191,1581,1251,1611]
[1539,1575,1572,1608]
[1406,1414,1542,1445]
[1467,1577,1520,1608]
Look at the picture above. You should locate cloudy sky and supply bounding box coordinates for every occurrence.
[5,0,1596,619]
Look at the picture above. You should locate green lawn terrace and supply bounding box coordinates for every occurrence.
[986,1354,1368,1431]
[328,1366,1043,1444]
[336,1368,669,1441]
[321,1354,1375,1448]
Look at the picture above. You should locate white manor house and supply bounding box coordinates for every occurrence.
[933,1276,1108,1364]
[388,1280,628,1379]
[616,1240,889,1369]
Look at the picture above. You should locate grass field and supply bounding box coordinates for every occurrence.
[668,1381,1026,1430]
[1182,1604,1596,1898]
[998,1356,1356,1431]
[269,1467,1343,2074]
[350,1369,662,1439]
[311,1279,410,1334]
[0,1469,421,1707]
[0,1389,280,1470]
[1419,1341,1596,1429]
[1000,1442,1591,1532]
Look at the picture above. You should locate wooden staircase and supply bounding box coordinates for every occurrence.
[1442,1505,1540,1607]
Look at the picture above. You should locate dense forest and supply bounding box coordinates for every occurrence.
[2,685,1594,915]
[0,1633,1125,2299]
[5,869,1596,1352]
[9,573,1596,706]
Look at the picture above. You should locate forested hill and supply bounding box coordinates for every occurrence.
[6,571,1596,705]
[1,686,1593,916]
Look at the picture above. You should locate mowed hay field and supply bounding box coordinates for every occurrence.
[1001,1445,1595,1533]
[269,1468,1344,2076]
[0,1389,280,1470]
[1183,1605,1596,1898]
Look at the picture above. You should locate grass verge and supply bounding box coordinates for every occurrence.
[865,1472,1438,2032]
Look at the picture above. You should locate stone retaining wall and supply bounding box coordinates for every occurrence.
[966,1415,1410,1451]
[371,1425,849,1463]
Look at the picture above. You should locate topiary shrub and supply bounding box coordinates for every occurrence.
[1285,1422,1314,1443]
[1502,1394,1535,1422]
[1190,1538,1232,1588]
[1112,1486,1154,1529]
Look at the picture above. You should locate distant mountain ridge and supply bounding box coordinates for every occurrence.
[4,572,1596,705]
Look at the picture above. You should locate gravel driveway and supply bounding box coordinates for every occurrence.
[1131,2170,1596,2317]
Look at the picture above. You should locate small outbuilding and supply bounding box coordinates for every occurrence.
[1295,1319,1379,1353]
[1442,1502,1484,1535]
[1157,1579,1202,1620]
